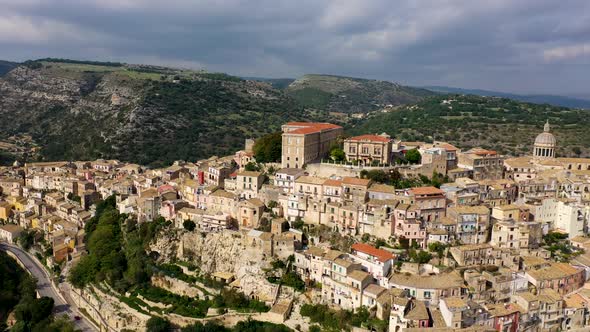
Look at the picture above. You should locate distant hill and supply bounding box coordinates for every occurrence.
[423,86,590,109]
[242,77,295,90]
[349,94,590,157]
[285,74,434,113]
[0,60,19,76]
[0,59,329,166]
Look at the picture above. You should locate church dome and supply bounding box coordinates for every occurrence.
[534,132,556,146]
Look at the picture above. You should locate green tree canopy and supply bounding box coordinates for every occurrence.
[146,316,172,332]
[405,148,421,164]
[330,146,346,162]
[253,132,282,163]
[183,219,196,232]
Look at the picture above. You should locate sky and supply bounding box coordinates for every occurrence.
[1,0,589,95]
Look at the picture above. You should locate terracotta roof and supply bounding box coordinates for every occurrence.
[467,148,497,156]
[410,186,444,196]
[564,293,588,309]
[436,142,458,151]
[347,134,391,143]
[351,243,394,262]
[323,179,342,187]
[342,177,371,186]
[284,122,342,135]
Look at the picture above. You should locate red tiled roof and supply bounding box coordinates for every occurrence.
[347,134,391,143]
[323,179,342,187]
[285,122,342,135]
[342,177,371,186]
[352,243,394,262]
[468,148,497,156]
[410,186,444,196]
[158,184,175,194]
[437,142,458,151]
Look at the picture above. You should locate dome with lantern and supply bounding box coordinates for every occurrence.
[533,120,556,158]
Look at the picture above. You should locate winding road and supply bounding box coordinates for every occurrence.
[0,243,97,331]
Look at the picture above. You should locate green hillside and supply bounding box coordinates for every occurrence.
[285,74,433,113]
[0,59,323,167]
[0,60,18,77]
[349,95,590,157]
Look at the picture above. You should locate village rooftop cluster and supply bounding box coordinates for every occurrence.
[2,119,590,331]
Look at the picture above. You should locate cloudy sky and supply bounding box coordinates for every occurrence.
[1,0,589,95]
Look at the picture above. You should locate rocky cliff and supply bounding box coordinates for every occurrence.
[0,60,313,167]
[150,229,278,301]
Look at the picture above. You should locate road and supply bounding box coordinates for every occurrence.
[0,243,97,332]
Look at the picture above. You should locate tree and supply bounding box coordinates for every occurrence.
[428,242,447,259]
[409,250,432,264]
[405,149,421,164]
[244,162,260,172]
[18,229,35,250]
[183,219,196,232]
[330,147,346,162]
[146,316,172,332]
[291,217,304,230]
[573,146,582,156]
[253,132,282,163]
[257,218,271,232]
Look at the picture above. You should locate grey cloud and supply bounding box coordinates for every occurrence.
[0,0,589,94]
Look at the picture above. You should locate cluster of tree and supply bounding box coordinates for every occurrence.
[428,242,449,259]
[0,251,76,331]
[404,148,421,164]
[329,146,346,162]
[360,169,449,189]
[17,229,36,250]
[349,94,590,157]
[138,284,268,320]
[183,219,196,232]
[14,67,309,167]
[300,304,387,332]
[543,231,578,261]
[408,249,433,264]
[244,162,261,172]
[69,196,167,292]
[252,132,282,163]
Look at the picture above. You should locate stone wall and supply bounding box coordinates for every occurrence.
[150,229,277,302]
[151,274,207,299]
[70,286,150,331]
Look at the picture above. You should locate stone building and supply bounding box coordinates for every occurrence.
[343,134,392,165]
[281,122,343,168]
[458,148,505,180]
